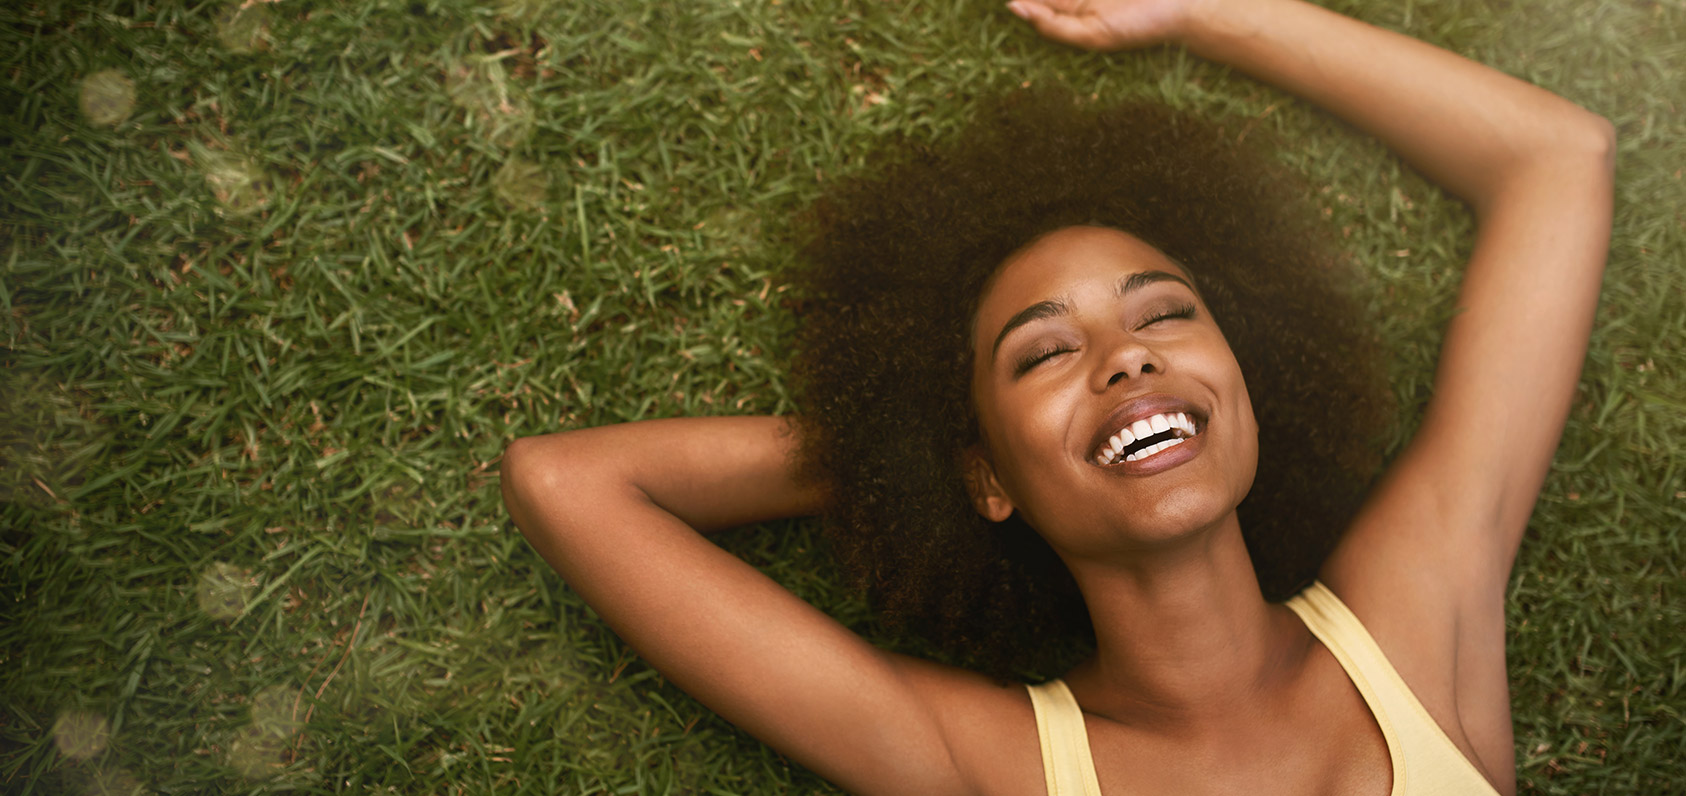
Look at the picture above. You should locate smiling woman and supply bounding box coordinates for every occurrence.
[790,92,1392,674]
[499,0,1614,793]
[965,227,1261,555]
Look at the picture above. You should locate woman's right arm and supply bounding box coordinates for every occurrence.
[500,417,1010,794]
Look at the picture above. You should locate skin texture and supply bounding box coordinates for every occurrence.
[500,1,1614,793]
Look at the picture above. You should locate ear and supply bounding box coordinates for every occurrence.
[961,444,1016,523]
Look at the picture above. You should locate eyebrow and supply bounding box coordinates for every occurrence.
[1118,270,1194,297]
[990,270,1196,359]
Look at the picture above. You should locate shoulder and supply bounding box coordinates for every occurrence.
[1317,537,1516,789]
[1320,451,1512,698]
[889,655,1048,796]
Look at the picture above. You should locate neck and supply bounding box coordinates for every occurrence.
[1061,513,1311,732]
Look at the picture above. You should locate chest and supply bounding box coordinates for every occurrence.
[970,647,1396,796]
[1079,702,1393,796]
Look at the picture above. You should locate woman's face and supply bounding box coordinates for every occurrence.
[967,226,1258,557]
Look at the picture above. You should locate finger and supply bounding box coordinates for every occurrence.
[1006,2,1113,51]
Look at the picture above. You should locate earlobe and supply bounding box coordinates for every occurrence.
[962,445,1016,523]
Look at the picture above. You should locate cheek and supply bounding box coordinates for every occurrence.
[977,386,1073,501]
[1009,408,1069,487]
[1228,372,1261,493]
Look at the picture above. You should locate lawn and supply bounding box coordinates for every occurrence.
[2,0,1682,793]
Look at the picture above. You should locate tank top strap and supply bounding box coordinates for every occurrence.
[1285,580,1502,795]
[1025,679,1105,796]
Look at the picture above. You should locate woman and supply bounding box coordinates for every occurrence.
[501,0,1613,793]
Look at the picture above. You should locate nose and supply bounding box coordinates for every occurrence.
[1090,328,1161,391]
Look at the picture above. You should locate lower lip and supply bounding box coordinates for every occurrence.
[1096,432,1203,476]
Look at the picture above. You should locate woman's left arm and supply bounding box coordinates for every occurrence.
[1170,0,1617,595]
[1211,7,1618,781]
[1015,0,1614,581]
[1012,0,1614,782]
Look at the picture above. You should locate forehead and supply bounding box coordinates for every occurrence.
[974,226,1189,333]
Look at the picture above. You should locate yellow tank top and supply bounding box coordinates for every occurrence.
[1025,581,1501,795]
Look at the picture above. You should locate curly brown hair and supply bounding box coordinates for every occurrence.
[785,86,1393,679]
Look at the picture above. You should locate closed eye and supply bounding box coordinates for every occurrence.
[1013,344,1073,377]
[1136,302,1197,329]
[1012,303,1194,376]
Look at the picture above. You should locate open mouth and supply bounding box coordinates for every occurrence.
[1093,412,1201,466]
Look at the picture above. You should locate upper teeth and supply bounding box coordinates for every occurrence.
[1094,412,1199,466]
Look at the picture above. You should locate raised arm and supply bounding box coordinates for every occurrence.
[1177,3,1616,574]
[1013,0,1612,586]
[1010,0,1612,785]
[501,417,1004,795]
[1011,0,1613,582]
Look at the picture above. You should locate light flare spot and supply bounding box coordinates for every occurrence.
[492,157,549,211]
[52,710,110,760]
[250,685,301,736]
[0,374,103,507]
[227,725,286,779]
[193,146,271,215]
[230,685,301,779]
[215,4,272,54]
[445,57,532,147]
[196,562,253,620]
[79,70,136,127]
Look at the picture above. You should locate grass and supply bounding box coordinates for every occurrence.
[1,0,1682,793]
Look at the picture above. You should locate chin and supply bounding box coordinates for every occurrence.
[1040,488,1240,559]
[1124,507,1236,550]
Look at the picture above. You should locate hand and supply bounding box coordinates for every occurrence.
[1005,0,1208,52]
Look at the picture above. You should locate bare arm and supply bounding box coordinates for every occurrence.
[1198,6,1611,785]
[1182,3,1615,563]
[1010,0,1613,786]
[1012,0,1613,583]
[501,417,986,795]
